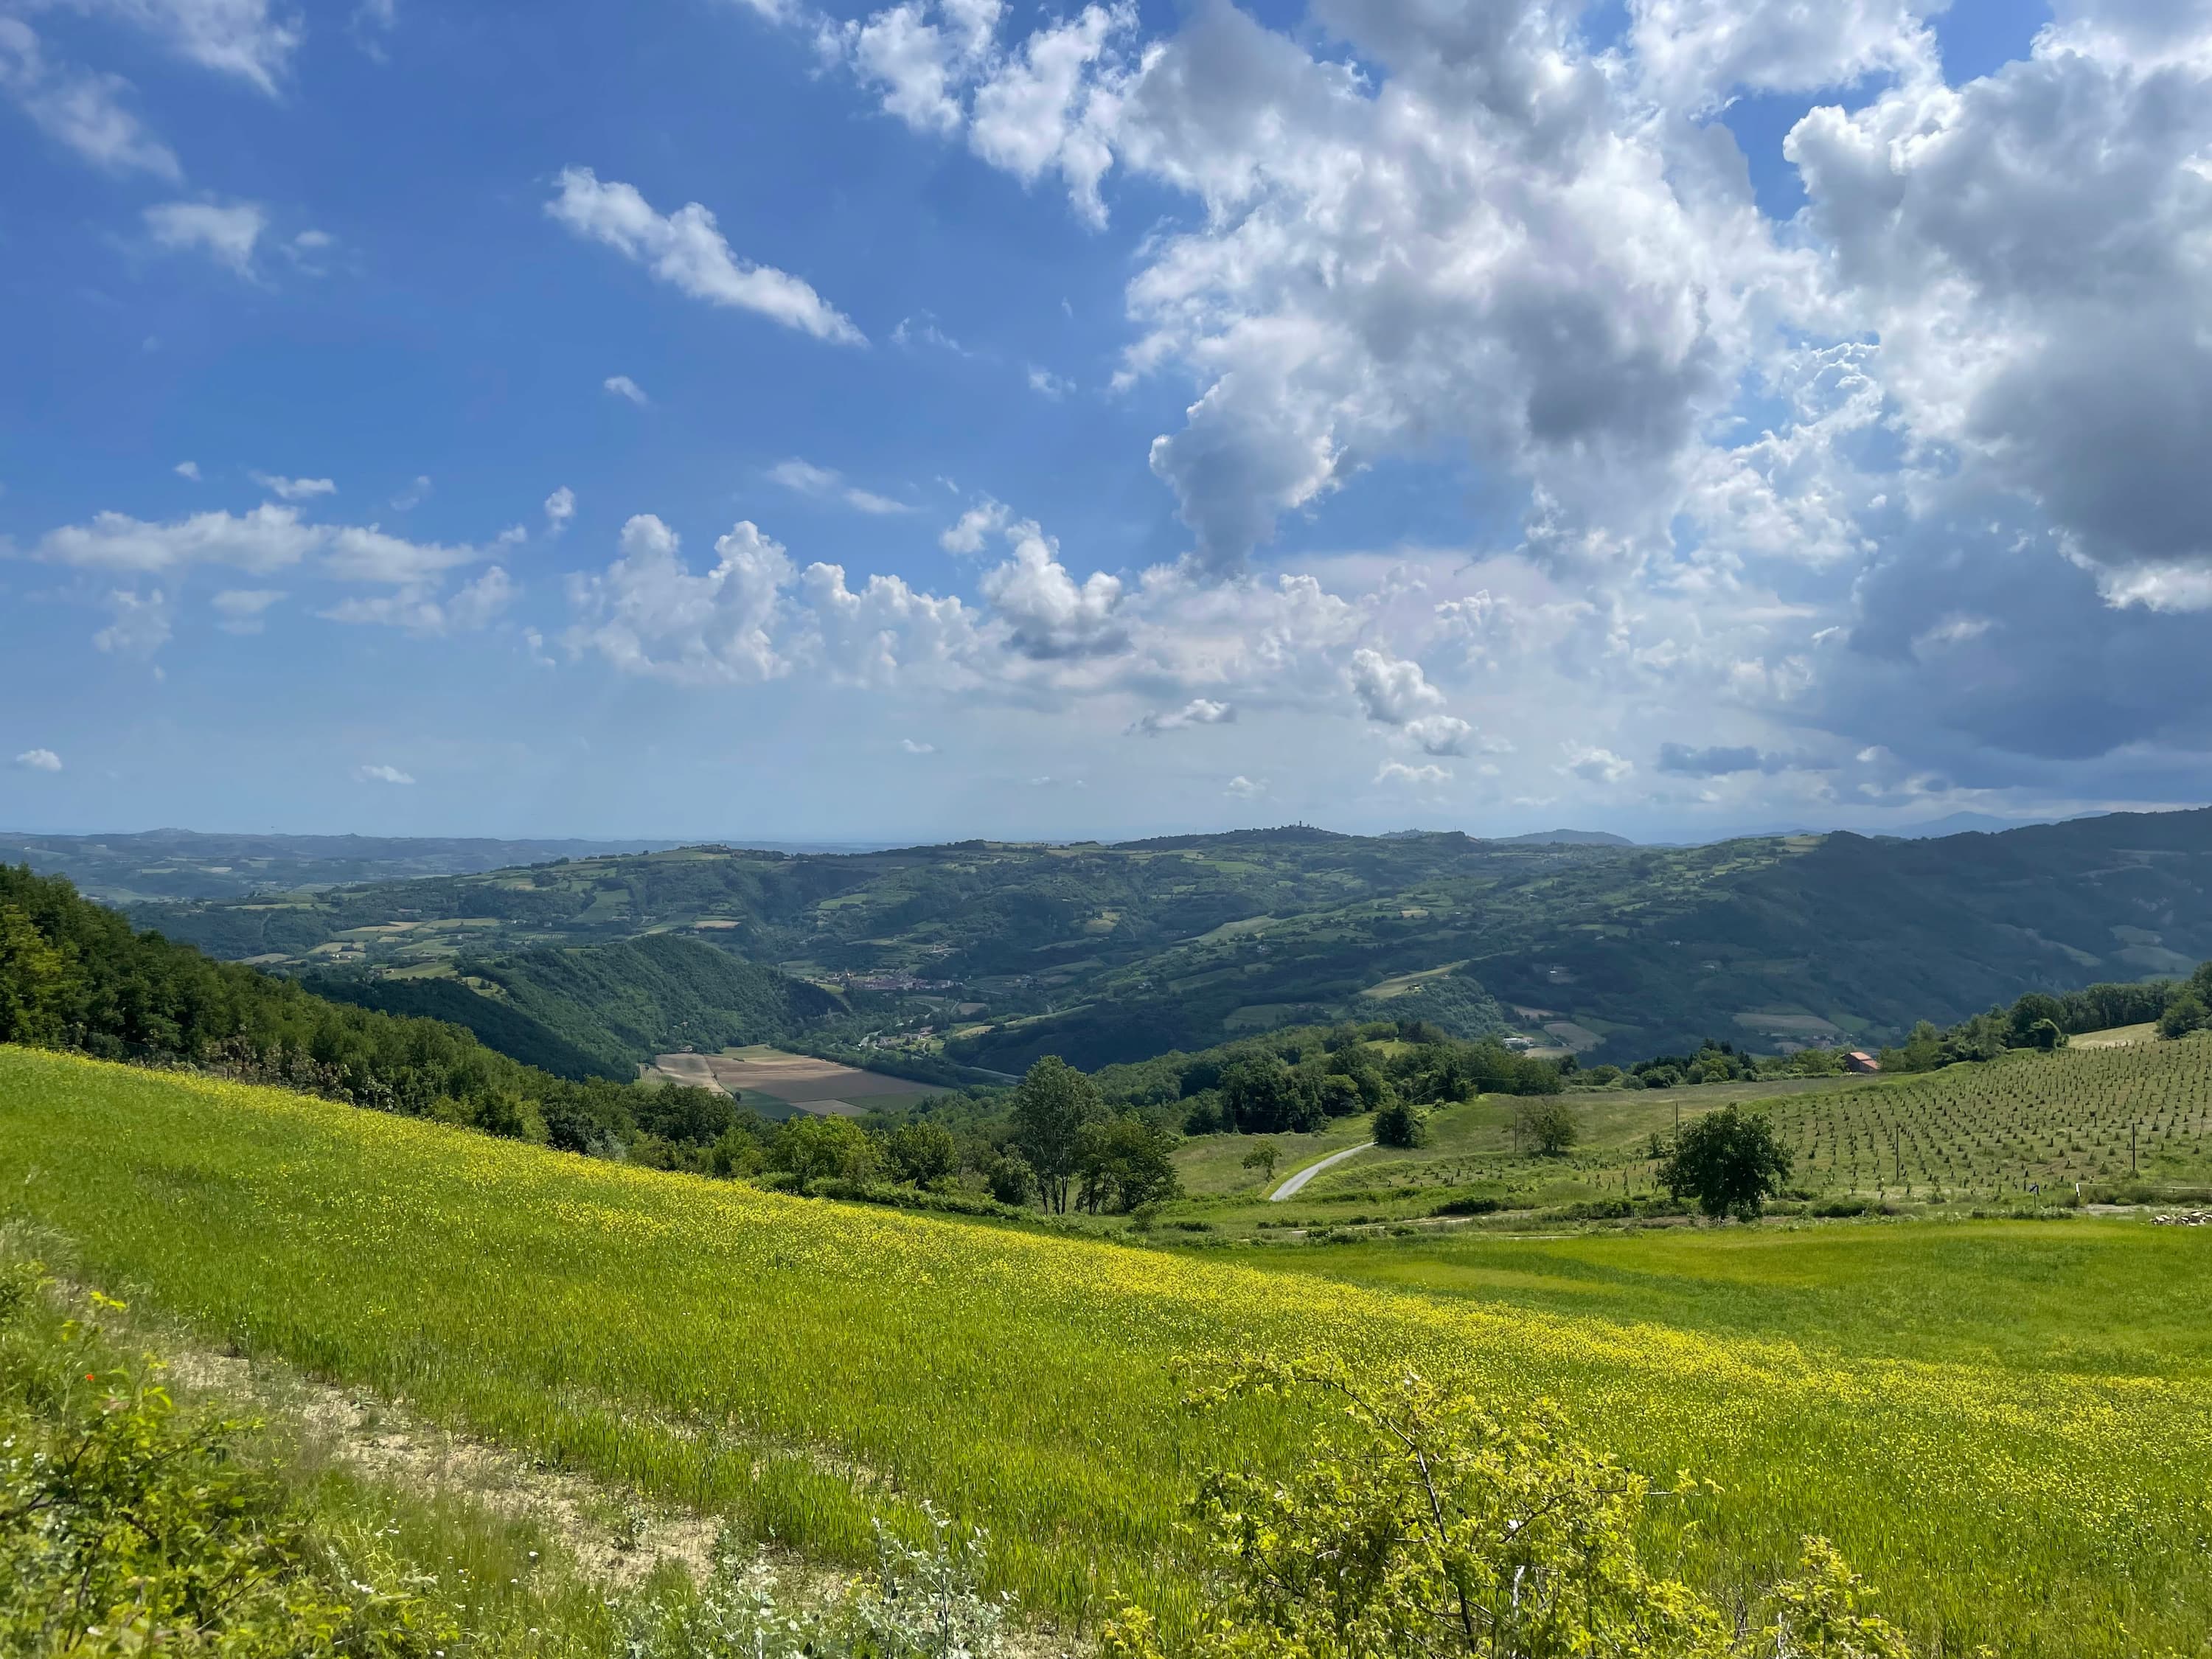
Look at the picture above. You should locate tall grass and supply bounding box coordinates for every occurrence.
[4,1048,2211,1655]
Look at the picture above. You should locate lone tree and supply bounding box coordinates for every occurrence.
[1241,1138,1280,1184]
[1513,1099,1581,1158]
[1659,1105,1792,1220]
[1009,1056,1107,1213]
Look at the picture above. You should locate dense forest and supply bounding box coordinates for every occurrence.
[0,865,752,1170]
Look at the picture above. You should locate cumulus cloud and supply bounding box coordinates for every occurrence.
[251,471,335,501]
[548,168,863,344]
[976,521,1124,659]
[940,498,1011,554]
[544,486,576,535]
[0,18,181,178]
[1127,697,1233,736]
[823,0,1133,223]
[173,460,200,481]
[900,737,937,754]
[603,375,650,406]
[1348,648,1447,726]
[1225,773,1265,797]
[1403,714,1472,758]
[390,474,431,510]
[354,763,414,785]
[1560,743,1634,785]
[13,748,62,773]
[145,200,268,276]
[565,515,796,683]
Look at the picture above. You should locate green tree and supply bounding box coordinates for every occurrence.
[1075,1113,1183,1214]
[985,1150,1036,1206]
[772,1115,880,1194]
[2161,989,2209,1040]
[1010,1057,1107,1213]
[1241,1138,1280,1185]
[885,1119,959,1187]
[1373,1096,1428,1148]
[0,903,76,1048]
[1660,1105,1793,1220]
[1513,1098,1580,1157]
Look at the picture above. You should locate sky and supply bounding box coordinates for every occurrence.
[5,0,2212,845]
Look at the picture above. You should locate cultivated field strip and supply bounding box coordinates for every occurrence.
[4,1048,2211,1656]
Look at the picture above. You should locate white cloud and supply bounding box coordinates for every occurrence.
[0,18,181,179]
[1026,364,1072,398]
[603,375,650,406]
[548,168,863,344]
[976,520,1124,659]
[93,588,173,657]
[1127,697,1233,735]
[1377,760,1449,787]
[251,470,335,501]
[211,588,282,633]
[769,457,913,515]
[544,486,576,535]
[1225,773,1265,798]
[940,498,1010,554]
[900,737,937,754]
[354,763,415,785]
[565,515,796,684]
[1559,743,1634,785]
[391,474,431,509]
[85,0,303,93]
[1348,647,1447,726]
[40,503,319,574]
[13,748,62,773]
[319,566,515,634]
[145,200,268,276]
[173,460,200,480]
[1402,714,1472,757]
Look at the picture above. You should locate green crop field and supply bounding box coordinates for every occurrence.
[5,1048,2212,1655]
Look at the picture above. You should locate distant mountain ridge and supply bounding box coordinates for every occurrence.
[96,810,2212,1071]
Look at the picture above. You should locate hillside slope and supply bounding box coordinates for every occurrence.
[2,1046,2208,1658]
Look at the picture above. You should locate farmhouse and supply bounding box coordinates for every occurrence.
[1843,1050,1882,1074]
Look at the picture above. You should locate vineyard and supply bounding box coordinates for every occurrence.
[1769,1036,2212,1198]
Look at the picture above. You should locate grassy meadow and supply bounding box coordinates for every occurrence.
[5,1048,2212,1654]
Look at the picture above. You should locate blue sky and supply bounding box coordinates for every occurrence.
[7,0,2210,845]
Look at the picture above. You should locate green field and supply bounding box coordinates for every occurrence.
[6,1047,2212,1655]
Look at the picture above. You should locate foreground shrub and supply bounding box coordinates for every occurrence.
[1103,1357,1920,1659]
[0,1265,456,1658]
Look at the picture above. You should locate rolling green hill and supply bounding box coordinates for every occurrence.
[107,810,2212,1067]
[4,1045,2210,1657]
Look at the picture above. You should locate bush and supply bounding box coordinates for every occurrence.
[1102,1358,1916,1659]
[0,1267,459,1657]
